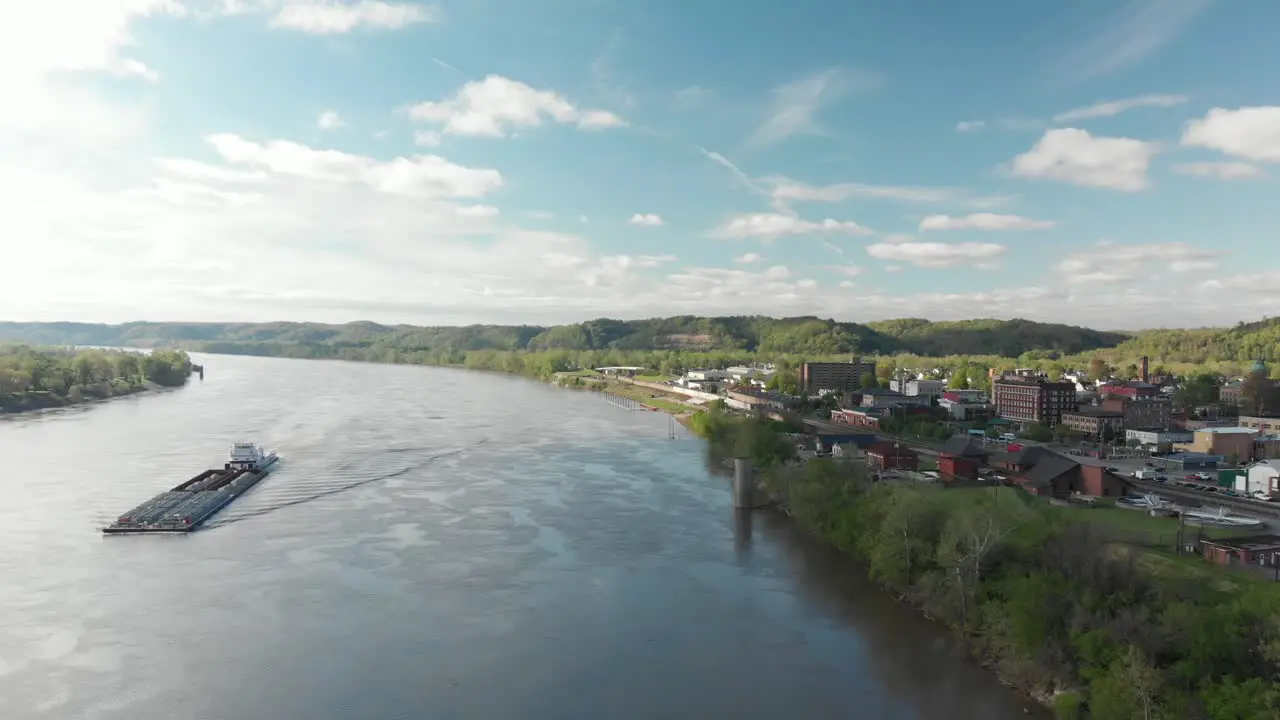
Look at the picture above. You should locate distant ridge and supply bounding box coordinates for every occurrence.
[0,316,1130,358]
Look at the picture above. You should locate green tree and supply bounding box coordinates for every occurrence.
[859,372,878,390]
[948,366,970,389]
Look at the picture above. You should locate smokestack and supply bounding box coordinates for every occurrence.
[1140,356,1149,383]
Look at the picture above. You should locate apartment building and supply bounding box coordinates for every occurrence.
[992,376,1076,426]
[1101,397,1173,430]
[800,359,877,393]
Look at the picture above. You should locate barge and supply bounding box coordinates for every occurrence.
[103,442,279,534]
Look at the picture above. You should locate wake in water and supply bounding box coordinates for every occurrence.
[203,446,468,529]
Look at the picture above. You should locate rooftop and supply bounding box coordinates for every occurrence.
[1064,408,1124,418]
[1197,427,1260,435]
[1202,534,1280,551]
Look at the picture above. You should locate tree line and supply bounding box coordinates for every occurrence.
[0,346,192,411]
[692,412,1280,719]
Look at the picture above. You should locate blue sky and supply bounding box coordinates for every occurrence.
[2,0,1278,329]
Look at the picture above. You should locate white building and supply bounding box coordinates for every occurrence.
[1233,460,1280,498]
[889,378,945,400]
[1126,428,1194,446]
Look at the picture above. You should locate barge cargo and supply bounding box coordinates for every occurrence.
[103,442,279,534]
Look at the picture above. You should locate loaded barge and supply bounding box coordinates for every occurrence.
[103,442,279,534]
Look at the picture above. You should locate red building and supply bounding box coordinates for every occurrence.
[866,441,919,471]
[1201,535,1280,569]
[992,376,1076,426]
[937,436,991,480]
[1099,381,1160,400]
[830,408,881,430]
[1000,447,1127,498]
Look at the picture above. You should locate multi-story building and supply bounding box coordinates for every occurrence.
[1173,427,1260,462]
[1061,408,1125,438]
[1240,416,1280,433]
[1220,382,1244,407]
[799,359,877,393]
[889,378,945,401]
[992,376,1076,426]
[1101,397,1173,430]
[938,396,993,421]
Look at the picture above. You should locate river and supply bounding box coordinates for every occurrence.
[0,354,1047,719]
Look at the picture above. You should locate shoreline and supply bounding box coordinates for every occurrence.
[0,381,189,417]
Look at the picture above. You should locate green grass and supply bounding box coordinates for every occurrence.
[604,382,694,414]
[634,374,674,382]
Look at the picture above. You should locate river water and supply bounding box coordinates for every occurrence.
[0,354,1046,719]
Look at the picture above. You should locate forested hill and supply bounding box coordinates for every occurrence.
[865,318,1129,357]
[0,316,1126,358]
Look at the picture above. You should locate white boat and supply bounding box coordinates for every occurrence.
[225,442,279,473]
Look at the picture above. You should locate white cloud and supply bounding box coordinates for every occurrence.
[206,133,503,198]
[767,177,1009,209]
[1181,106,1280,163]
[838,280,856,289]
[153,157,268,184]
[919,213,1056,232]
[1051,0,1211,85]
[734,253,763,264]
[866,240,1005,268]
[269,1,436,34]
[408,75,625,137]
[1171,162,1264,180]
[1056,242,1223,283]
[748,66,884,146]
[709,213,873,240]
[955,120,986,133]
[1052,94,1188,123]
[317,110,345,129]
[526,210,554,220]
[628,213,664,227]
[413,129,442,147]
[830,265,865,277]
[1010,128,1157,192]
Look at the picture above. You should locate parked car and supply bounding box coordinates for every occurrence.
[1105,466,1119,473]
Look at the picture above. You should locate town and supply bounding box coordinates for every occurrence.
[597,356,1280,576]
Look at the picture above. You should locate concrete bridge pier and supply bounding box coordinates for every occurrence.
[733,458,754,509]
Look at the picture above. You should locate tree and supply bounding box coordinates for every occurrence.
[1019,423,1053,442]
[1124,363,1140,380]
[1089,357,1110,380]
[1241,369,1280,416]
[948,367,970,389]
[859,372,878,390]
[1176,373,1220,409]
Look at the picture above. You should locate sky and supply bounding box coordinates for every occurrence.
[2,0,1279,330]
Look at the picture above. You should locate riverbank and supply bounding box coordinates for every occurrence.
[0,346,195,416]
[0,380,151,414]
[692,411,1280,719]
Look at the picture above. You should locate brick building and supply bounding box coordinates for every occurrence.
[1098,380,1160,400]
[865,441,920,471]
[937,436,990,480]
[998,447,1126,498]
[1201,535,1280,570]
[1101,397,1173,430]
[992,376,1076,426]
[1061,408,1125,438]
[800,359,878,393]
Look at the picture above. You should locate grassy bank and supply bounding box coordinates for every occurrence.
[691,411,1280,719]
